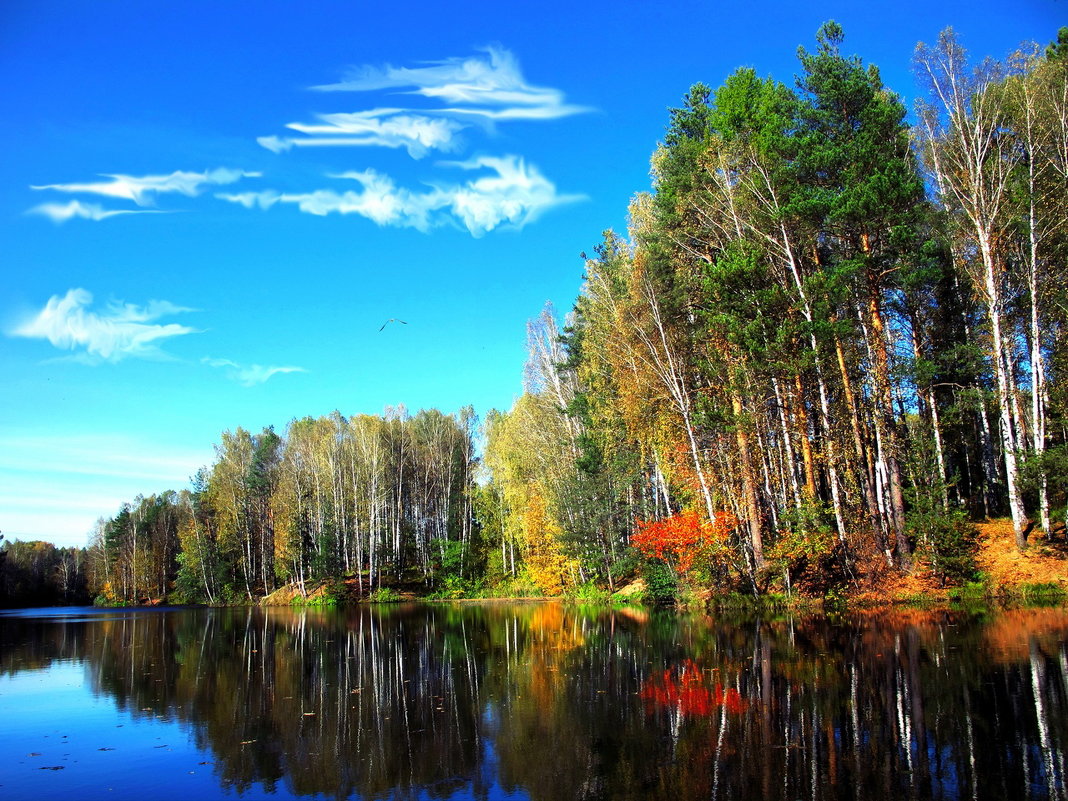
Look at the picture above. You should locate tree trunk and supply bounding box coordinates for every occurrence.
[731,389,765,571]
[865,283,910,565]
[979,232,1028,548]
[835,329,889,562]
[792,373,818,501]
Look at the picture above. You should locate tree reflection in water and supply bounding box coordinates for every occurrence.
[2,604,1067,800]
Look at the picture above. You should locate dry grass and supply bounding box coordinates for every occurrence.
[851,552,945,605]
[852,519,1068,605]
[261,582,334,605]
[973,519,1068,590]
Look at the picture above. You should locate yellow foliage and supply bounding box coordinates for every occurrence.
[483,395,577,576]
[522,489,577,595]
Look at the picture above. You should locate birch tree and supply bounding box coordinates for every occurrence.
[915,29,1029,547]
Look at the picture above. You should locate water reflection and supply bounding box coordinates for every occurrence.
[2,604,1068,800]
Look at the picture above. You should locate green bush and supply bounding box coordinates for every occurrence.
[1017,582,1068,604]
[641,559,677,605]
[428,574,486,600]
[822,586,848,610]
[570,581,610,602]
[947,577,990,603]
[909,505,980,587]
[475,568,543,599]
[366,587,401,603]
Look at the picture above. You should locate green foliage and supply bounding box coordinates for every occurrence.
[428,573,484,600]
[174,544,224,605]
[640,559,678,606]
[366,587,401,603]
[947,578,992,604]
[904,415,981,586]
[431,538,467,581]
[570,581,611,602]
[767,501,836,580]
[472,571,543,599]
[910,505,981,587]
[1018,582,1068,603]
[608,548,640,586]
[1046,26,1068,61]
[946,579,1067,607]
[292,590,338,607]
[173,555,202,604]
[1020,445,1068,526]
[822,586,849,611]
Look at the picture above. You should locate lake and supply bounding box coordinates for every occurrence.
[1,603,1067,800]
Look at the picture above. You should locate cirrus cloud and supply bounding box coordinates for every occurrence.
[311,45,591,121]
[257,46,592,163]
[9,288,199,362]
[202,357,307,386]
[31,167,261,206]
[258,109,466,158]
[216,155,584,236]
[25,200,163,223]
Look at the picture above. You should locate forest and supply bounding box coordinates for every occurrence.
[9,24,1066,607]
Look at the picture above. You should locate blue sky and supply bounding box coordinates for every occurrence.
[1,0,1061,547]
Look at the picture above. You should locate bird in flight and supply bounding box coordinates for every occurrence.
[379,318,408,331]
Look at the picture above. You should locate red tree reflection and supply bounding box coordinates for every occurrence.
[640,659,748,717]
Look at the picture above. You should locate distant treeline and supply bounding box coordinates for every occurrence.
[0,536,90,606]
[87,409,477,604]
[87,25,1068,604]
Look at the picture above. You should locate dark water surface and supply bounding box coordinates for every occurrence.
[2,603,1068,801]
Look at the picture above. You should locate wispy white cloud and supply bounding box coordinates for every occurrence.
[311,46,591,121]
[215,155,584,237]
[202,357,307,386]
[211,190,279,210]
[9,288,199,362]
[30,167,261,207]
[215,190,282,210]
[25,200,161,223]
[258,109,466,158]
[256,47,589,163]
[440,155,584,235]
[219,169,435,229]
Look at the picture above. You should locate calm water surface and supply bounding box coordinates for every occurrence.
[2,603,1067,800]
